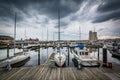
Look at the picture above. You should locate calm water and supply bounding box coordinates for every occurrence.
[0,47,120,67]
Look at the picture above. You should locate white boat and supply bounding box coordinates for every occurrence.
[73,45,98,66]
[54,52,66,67]
[54,2,66,67]
[0,52,30,68]
[0,13,30,68]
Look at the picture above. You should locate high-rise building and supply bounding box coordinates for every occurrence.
[89,31,97,41]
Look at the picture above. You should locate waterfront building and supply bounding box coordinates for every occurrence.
[89,31,98,42]
[0,35,13,43]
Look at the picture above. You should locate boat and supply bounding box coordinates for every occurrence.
[108,40,120,59]
[54,43,66,67]
[72,44,98,67]
[54,1,66,67]
[0,13,30,68]
[54,52,66,67]
[0,51,30,68]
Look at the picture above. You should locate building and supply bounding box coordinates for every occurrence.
[89,31,98,42]
[24,38,39,44]
[0,35,13,43]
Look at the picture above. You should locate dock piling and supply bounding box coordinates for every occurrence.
[98,48,99,60]
[103,45,107,67]
[7,44,9,58]
[67,46,70,66]
[38,45,40,65]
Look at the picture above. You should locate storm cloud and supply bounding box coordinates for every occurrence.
[93,0,120,23]
[0,0,120,40]
[0,0,83,22]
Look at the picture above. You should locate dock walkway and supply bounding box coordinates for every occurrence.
[0,53,120,80]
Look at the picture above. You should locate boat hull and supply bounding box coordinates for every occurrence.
[0,54,30,68]
[11,57,30,67]
[72,58,99,67]
[54,53,66,67]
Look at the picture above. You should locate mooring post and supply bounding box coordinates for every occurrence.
[98,47,99,60]
[7,60,12,71]
[7,44,9,58]
[38,45,40,65]
[103,45,107,67]
[67,46,70,66]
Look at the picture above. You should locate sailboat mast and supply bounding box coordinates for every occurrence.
[42,27,43,41]
[79,26,81,41]
[24,26,27,39]
[47,27,48,41]
[58,0,60,42]
[58,0,60,52]
[14,12,17,55]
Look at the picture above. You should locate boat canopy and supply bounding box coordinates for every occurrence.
[75,45,84,49]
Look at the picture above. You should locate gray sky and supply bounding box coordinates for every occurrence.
[0,0,120,40]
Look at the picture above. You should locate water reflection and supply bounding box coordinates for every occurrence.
[0,47,120,67]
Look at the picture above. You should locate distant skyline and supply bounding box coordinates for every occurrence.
[0,0,120,40]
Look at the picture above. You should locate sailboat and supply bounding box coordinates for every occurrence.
[54,1,66,67]
[0,13,30,68]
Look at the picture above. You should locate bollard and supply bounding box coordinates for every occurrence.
[103,45,107,67]
[77,60,82,70]
[108,62,112,69]
[7,60,12,71]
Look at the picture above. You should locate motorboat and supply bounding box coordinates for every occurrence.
[73,44,98,67]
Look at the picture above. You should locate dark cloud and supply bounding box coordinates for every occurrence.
[0,0,84,23]
[93,0,120,23]
[97,0,120,12]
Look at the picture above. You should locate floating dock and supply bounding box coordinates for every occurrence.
[0,53,120,80]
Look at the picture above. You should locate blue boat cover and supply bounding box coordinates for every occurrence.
[75,45,84,49]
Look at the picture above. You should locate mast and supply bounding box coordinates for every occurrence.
[58,0,60,52]
[24,26,27,39]
[47,27,48,41]
[79,26,81,41]
[58,0,60,42]
[42,27,43,41]
[14,12,17,55]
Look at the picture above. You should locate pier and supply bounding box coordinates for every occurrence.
[0,53,120,80]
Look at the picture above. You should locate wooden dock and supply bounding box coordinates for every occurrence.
[0,53,120,80]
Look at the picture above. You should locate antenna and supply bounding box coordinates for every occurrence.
[94,26,95,32]
[93,26,96,41]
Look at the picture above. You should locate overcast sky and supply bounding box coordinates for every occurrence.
[0,0,120,40]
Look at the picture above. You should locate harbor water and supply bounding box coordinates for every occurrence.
[0,47,120,67]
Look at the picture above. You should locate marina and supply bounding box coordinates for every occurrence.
[0,52,120,80]
[0,0,120,80]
